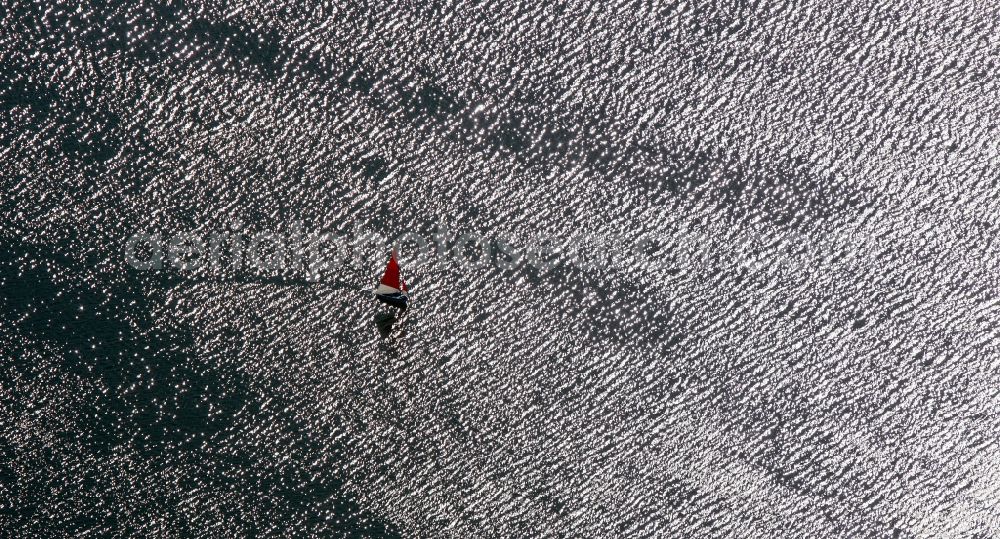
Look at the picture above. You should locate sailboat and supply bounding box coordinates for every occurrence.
[374,248,409,311]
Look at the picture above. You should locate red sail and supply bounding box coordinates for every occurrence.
[380,250,402,289]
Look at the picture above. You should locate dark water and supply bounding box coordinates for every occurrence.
[3,0,999,537]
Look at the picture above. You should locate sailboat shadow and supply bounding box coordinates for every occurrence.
[374,308,413,339]
[373,311,398,338]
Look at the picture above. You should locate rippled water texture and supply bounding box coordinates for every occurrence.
[2,0,1000,537]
